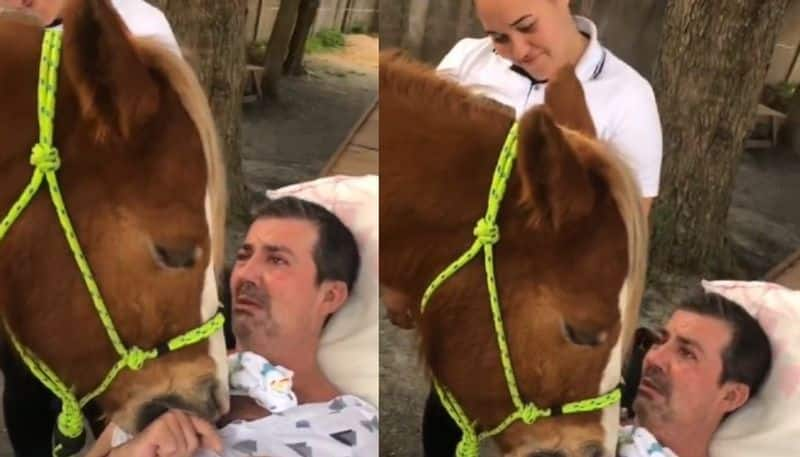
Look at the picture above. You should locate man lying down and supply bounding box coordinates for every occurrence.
[618,287,772,457]
[87,197,378,457]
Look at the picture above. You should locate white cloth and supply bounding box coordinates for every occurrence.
[618,425,678,457]
[437,16,662,198]
[228,351,298,413]
[51,0,180,55]
[111,395,378,457]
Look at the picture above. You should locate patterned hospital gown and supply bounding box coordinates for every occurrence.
[112,395,378,457]
[618,425,678,457]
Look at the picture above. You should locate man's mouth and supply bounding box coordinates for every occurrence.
[638,377,667,399]
[233,296,262,314]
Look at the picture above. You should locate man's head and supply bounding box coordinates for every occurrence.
[634,289,772,440]
[473,0,577,80]
[229,197,360,355]
[0,0,63,25]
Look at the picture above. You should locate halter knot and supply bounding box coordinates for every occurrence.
[455,431,480,457]
[30,143,61,172]
[520,403,549,424]
[124,346,155,371]
[473,218,499,245]
[56,403,83,438]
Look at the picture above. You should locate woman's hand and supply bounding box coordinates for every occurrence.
[109,410,222,457]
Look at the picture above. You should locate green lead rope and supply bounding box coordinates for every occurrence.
[0,29,225,457]
[420,122,621,457]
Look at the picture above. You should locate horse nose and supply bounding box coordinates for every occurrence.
[152,242,200,269]
[528,452,565,457]
[581,443,606,457]
[135,379,220,432]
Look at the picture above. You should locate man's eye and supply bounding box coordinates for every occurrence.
[268,256,287,265]
[235,251,249,261]
[678,347,696,360]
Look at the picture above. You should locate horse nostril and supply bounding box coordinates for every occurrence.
[153,243,200,269]
[582,443,606,457]
[528,452,566,457]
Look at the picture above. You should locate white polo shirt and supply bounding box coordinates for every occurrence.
[437,16,662,198]
[51,0,180,56]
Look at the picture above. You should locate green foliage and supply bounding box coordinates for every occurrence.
[305,29,346,54]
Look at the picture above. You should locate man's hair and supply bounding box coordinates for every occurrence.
[251,196,360,293]
[676,288,772,399]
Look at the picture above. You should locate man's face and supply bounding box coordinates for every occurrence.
[474,0,573,80]
[634,310,740,430]
[0,0,63,25]
[229,218,328,347]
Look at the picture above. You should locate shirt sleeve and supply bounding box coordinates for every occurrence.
[608,83,663,198]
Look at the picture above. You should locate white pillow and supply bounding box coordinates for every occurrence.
[266,175,378,407]
[702,280,800,457]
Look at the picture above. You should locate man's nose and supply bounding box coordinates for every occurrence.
[643,343,669,372]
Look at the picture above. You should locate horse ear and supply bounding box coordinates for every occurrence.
[516,107,596,230]
[544,66,596,138]
[61,0,160,140]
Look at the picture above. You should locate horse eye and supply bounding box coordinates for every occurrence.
[563,322,607,347]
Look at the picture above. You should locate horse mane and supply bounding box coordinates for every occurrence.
[595,140,648,356]
[380,51,514,125]
[133,37,227,275]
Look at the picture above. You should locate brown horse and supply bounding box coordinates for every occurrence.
[380,52,648,456]
[0,0,228,435]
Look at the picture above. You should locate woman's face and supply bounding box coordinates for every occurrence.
[0,0,63,25]
[474,0,574,80]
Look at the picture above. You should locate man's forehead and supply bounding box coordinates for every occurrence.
[244,217,318,250]
[666,310,733,351]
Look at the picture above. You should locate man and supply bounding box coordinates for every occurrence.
[621,289,772,457]
[87,196,377,456]
[0,0,180,54]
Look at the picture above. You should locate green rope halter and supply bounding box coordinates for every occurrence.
[0,30,225,457]
[421,122,621,457]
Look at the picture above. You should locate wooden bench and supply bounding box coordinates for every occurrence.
[243,64,264,103]
[746,104,787,150]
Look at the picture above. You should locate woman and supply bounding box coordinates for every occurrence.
[437,0,662,216]
[0,0,180,54]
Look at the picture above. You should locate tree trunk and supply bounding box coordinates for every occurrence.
[649,0,790,274]
[261,0,302,97]
[284,0,320,76]
[146,0,250,228]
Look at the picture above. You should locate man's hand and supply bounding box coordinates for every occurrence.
[109,410,222,457]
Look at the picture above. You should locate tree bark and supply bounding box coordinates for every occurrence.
[261,0,302,97]
[147,0,250,225]
[284,0,320,76]
[649,0,790,274]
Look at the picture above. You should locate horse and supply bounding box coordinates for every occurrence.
[0,0,229,449]
[379,51,648,457]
